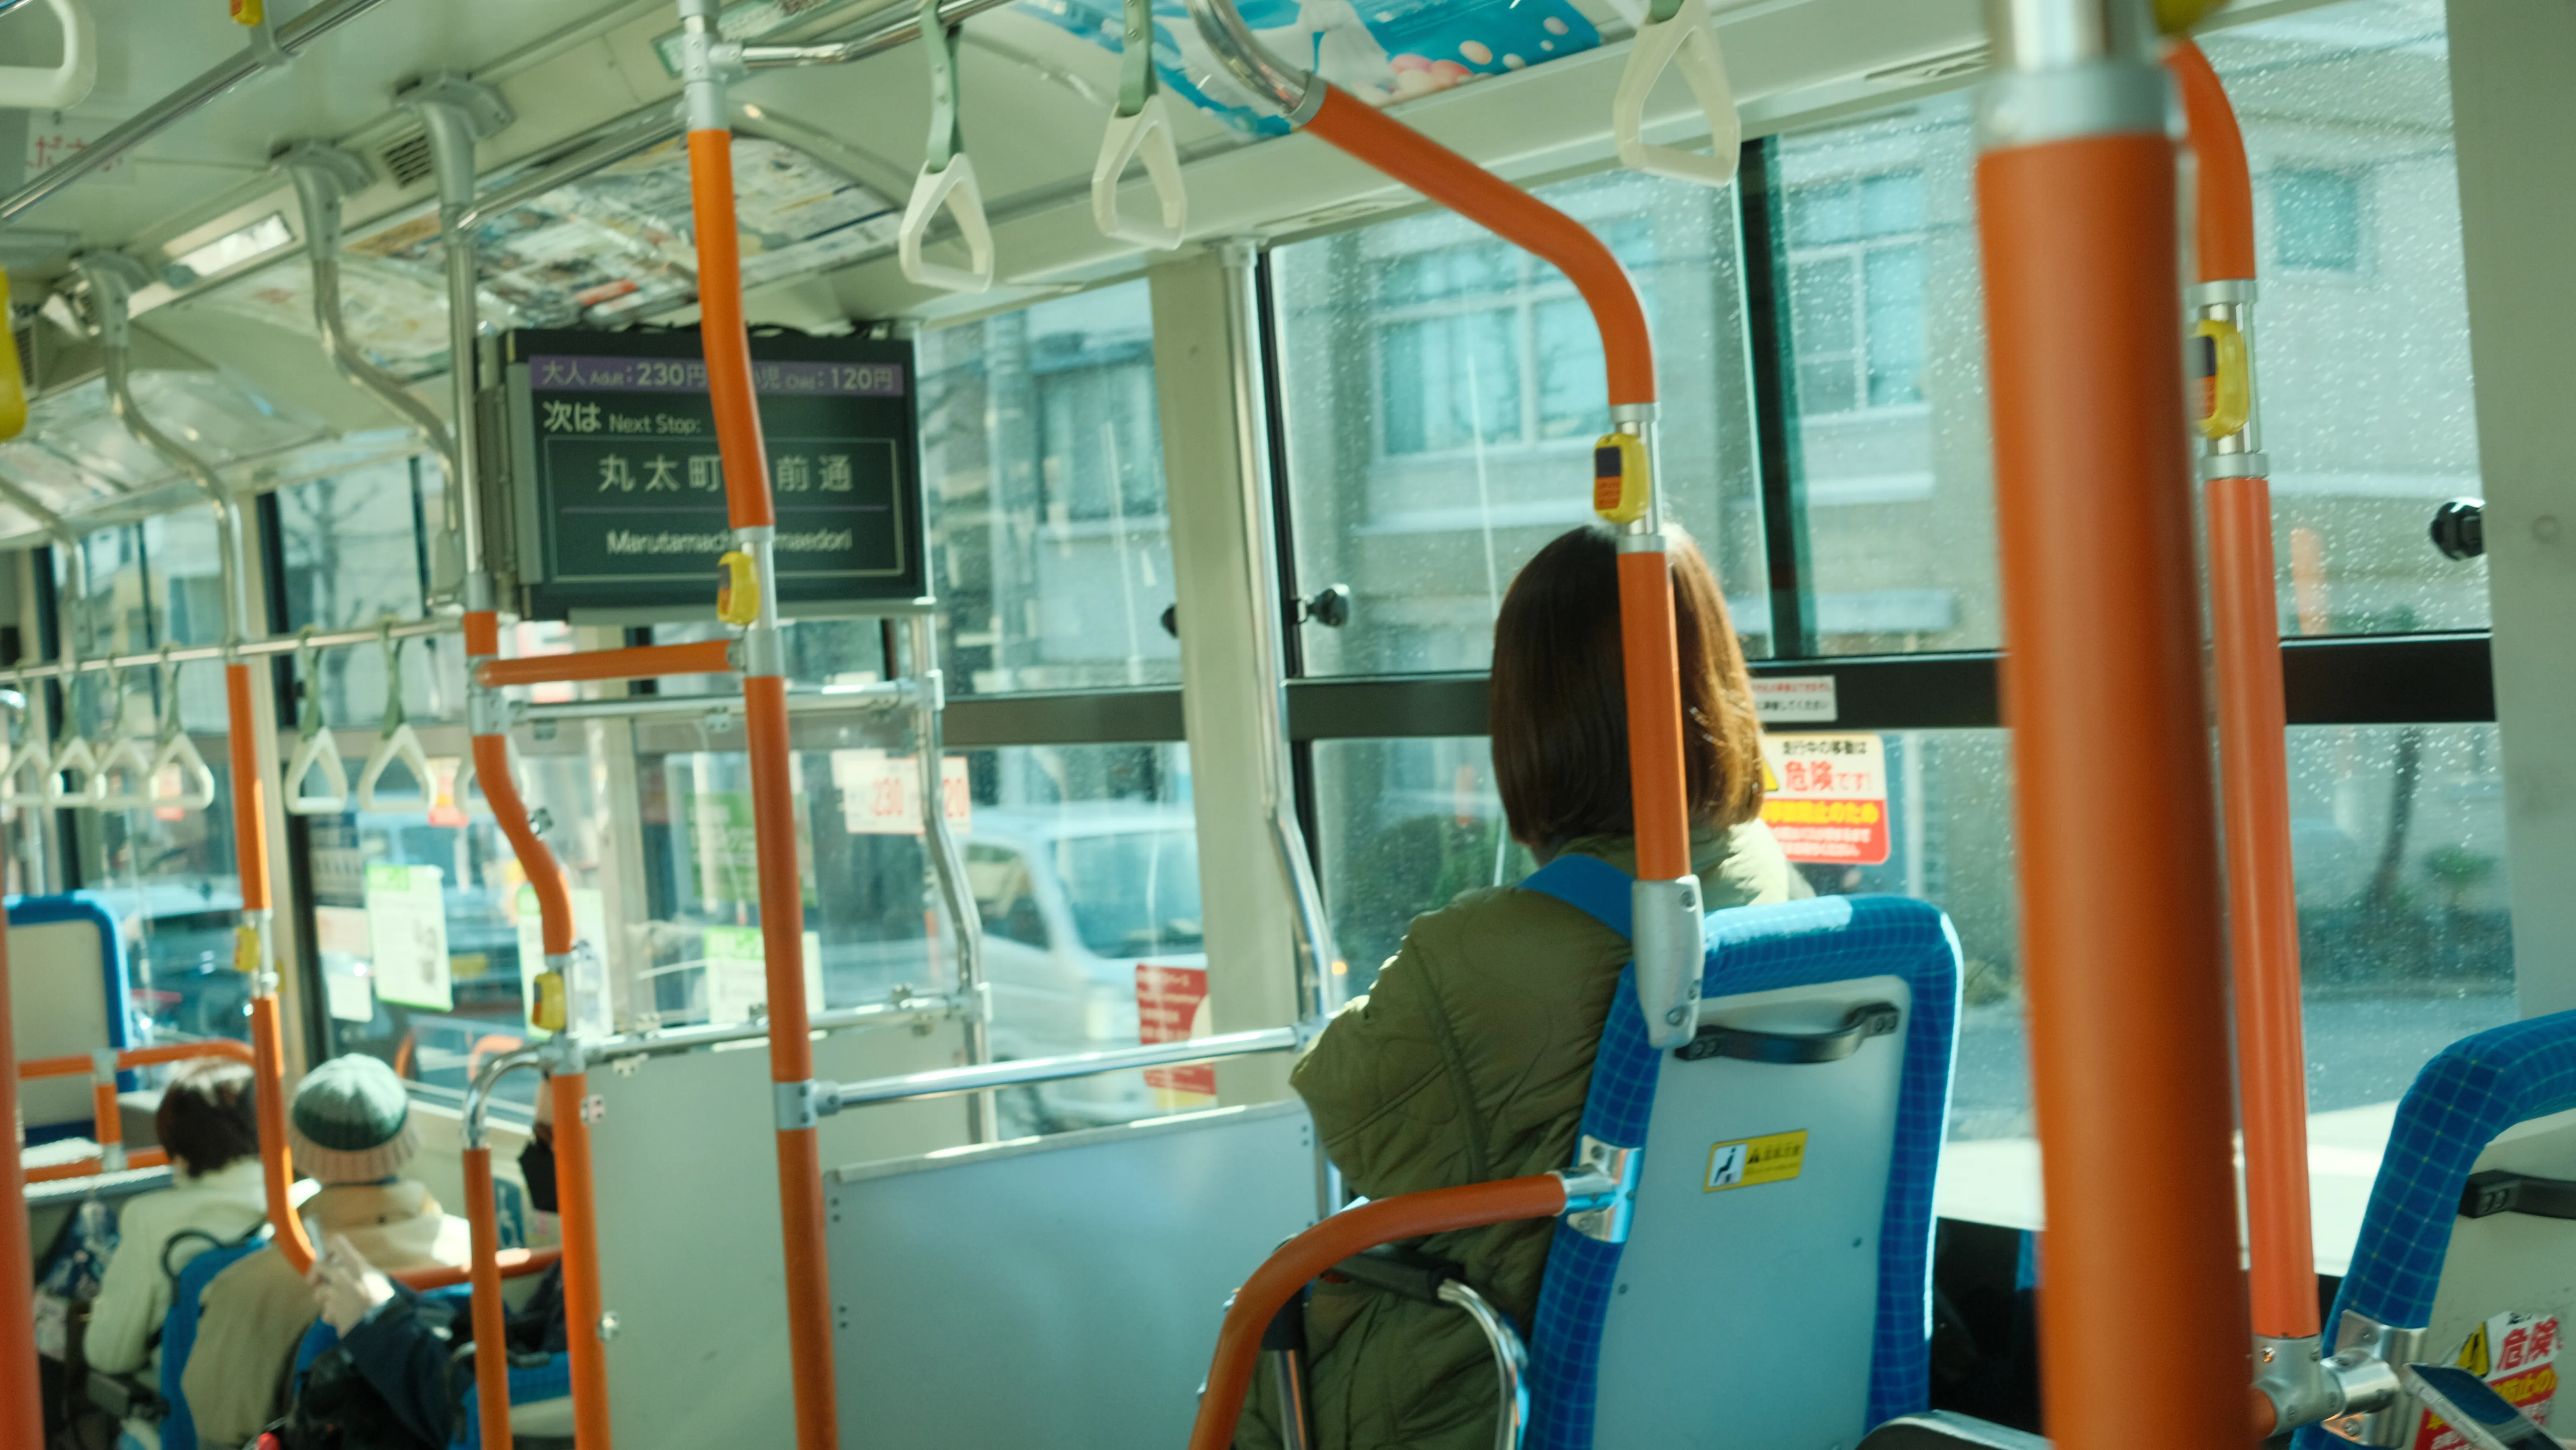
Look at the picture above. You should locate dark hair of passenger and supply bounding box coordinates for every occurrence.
[155,1059,260,1177]
[1490,524,1765,852]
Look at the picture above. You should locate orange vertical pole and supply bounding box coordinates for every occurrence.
[1976,14,2252,1450]
[547,1070,609,1450]
[462,1144,517,1450]
[228,657,317,1272]
[678,72,840,1443]
[2169,37,2323,1348]
[0,901,45,1445]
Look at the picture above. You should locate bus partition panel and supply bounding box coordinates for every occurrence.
[826,1101,1318,1449]
[580,1019,968,1448]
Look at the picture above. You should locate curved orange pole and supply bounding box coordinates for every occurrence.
[2171,37,2320,1345]
[1977,126,2251,1450]
[2167,41,2256,285]
[474,639,733,690]
[684,122,839,1450]
[1295,83,1690,895]
[1184,1175,1571,1450]
[463,607,605,1448]
[1302,88,1653,407]
[395,1246,561,1293]
[0,913,42,1445]
[27,1148,169,1183]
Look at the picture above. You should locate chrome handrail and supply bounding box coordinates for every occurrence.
[828,1025,1309,1110]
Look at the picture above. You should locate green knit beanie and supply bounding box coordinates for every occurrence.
[288,1054,420,1184]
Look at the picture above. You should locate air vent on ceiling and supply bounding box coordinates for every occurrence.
[379,130,435,188]
[1865,44,1990,86]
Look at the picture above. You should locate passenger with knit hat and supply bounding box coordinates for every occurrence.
[180,1056,469,1450]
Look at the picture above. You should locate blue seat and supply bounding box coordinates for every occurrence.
[159,1230,270,1450]
[1515,856,1962,1450]
[292,1286,572,1449]
[2292,1010,2576,1450]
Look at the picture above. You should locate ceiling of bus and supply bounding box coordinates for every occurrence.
[0,0,2331,545]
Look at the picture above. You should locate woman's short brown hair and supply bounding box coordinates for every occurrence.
[1491,524,1764,851]
[156,1058,260,1177]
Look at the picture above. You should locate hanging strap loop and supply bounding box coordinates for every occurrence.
[1611,0,1739,190]
[92,663,155,809]
[1091,0,1188,251]
[900,0,997,294]
[283,626,349,816]
[143,645,217,811]
[358,619,433,813]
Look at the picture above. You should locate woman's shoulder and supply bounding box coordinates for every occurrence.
[1702,817,1805,908]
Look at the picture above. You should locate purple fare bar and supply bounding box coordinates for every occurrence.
[529,354,906,398]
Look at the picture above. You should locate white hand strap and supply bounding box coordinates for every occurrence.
[900,154,996,295]
[1091,94,1187,250]
[283,730,350,816]
[44,735,96,806]
[1612,0,1739,190]
[2,738,49,808]
[91,733,156,809]
[358,722,433,814]
[147,731,218,812]
[0,0,96,112]
[450,749,504,819]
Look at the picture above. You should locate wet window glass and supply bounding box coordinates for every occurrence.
[1276,170,1769,673]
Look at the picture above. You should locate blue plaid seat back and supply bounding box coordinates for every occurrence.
[1594,972,1913,1449]
[1518,854,1962,1450]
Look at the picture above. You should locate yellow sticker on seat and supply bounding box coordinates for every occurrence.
[1706,1130,1807,1192]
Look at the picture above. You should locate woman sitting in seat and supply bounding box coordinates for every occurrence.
[1240,524,1801,1450]
[83,1059,272,1448]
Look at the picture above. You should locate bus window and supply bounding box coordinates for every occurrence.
[1274,169,1769,675]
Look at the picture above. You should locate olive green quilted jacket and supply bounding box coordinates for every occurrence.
[1237,821,1804,1450]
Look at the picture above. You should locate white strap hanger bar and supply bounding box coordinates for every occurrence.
[146,649,216,813]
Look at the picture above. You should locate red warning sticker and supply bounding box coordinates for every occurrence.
[1136,964,1215,1097]
[1759,733,1890,866]
[2415,1311,2561,1450]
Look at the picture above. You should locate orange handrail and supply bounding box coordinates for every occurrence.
[683,113,841,1450]
[1184,1175,1572,1450]
[2168,42,2256,287]
[19,1038,258,1078]
[28,1148,168,1183]
[1302,89,1652,408]
[399,1245,562,1294]
[2171,37,2320,1349]
[0,899,42,1444]
[474,638,733,690]
[1977,50,2252,1450]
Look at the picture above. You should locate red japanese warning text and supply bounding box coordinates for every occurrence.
[2415,1311,2561,1450]
[1760,733,1891,866]
[1136,964,1215,1097]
